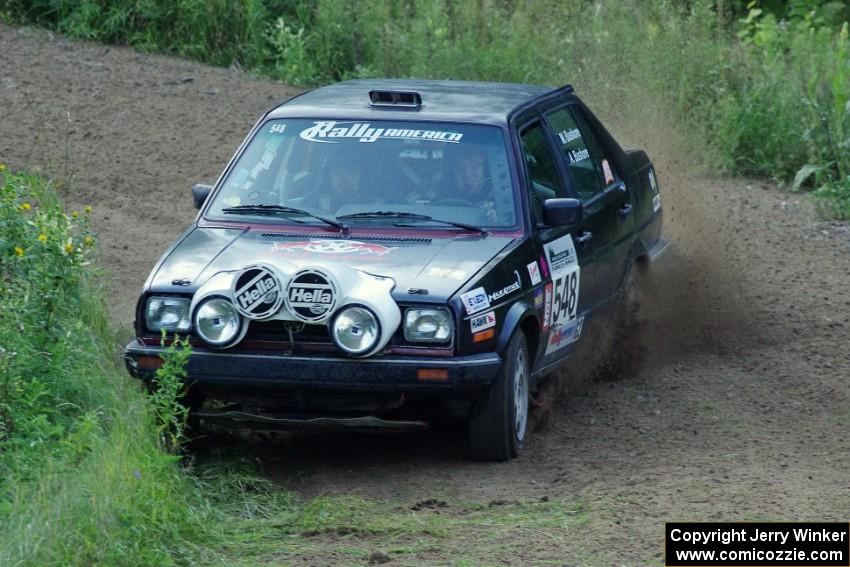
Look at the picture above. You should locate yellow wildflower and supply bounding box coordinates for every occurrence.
[64,241,74,254]
[0,164,6,173]
[83,236,95,246]
[71,211,79,218]
[19,202,31,211]
[14,246,24,257]
[37,233,47,244]
[84,205,93,214]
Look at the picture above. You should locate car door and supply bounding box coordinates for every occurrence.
[517,119,599,365]
[542,104,635,305]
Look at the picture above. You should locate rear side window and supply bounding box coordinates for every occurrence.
[546,107,618,201]
[519,122,566,221]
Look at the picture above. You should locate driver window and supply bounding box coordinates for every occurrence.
[519,122,566,222]
[546,106,618,201]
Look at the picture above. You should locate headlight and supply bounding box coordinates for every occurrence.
[331,305,380,356]
[194,297,242,346]
[145,297,191,332]
[404,308,452,343]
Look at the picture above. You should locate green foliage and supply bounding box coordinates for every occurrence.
[3,0,850,214]
[150,332,192,453]
[0,169,216,565]
[0,169,100,477]
[1,0,269,67]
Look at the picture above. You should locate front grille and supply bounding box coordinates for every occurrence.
[245,320,330,343]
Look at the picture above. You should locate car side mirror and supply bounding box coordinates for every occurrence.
[192,184,213,210]
[542,198,583,228]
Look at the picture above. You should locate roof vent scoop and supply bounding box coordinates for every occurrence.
[368,90,422,108]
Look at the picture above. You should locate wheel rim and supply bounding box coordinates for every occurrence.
[513,349,529,443]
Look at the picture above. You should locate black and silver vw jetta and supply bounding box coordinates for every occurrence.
[124,79,668,461]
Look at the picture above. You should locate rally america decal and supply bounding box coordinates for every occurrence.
[284,268,338,323]
[543,234,581,354]
[232,264,284,320]
[470,312,496,333]
[460,286,490,315]
[300,121,464,144]
[272,240,396,256]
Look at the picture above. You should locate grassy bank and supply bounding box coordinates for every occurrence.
[2,0,849,216]
[0,169,216,564]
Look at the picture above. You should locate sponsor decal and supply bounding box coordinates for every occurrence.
[460,286,490,315]
[470,311,496,333]
[544,235,581,343]
[269,123,286,134]
[545,315,585,354]
[272,240,396,256]
[542,283,553,332]
[533,288,544,308]
[284,268,338,323]
[568,147,590,164]
[299,121,464,144]
[652,193,661,213]
[648,168,658,193]
[488,270,522,303]
[557,128,581,145]
[539,254,549,278]
[426,266,467,281]
[527,261,541,285]
[602,159,614,184]
[545,234,578,276]
[231,264,284,320]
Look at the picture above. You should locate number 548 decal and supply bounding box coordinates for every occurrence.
[543,234,582,354]
[551,269,579,325]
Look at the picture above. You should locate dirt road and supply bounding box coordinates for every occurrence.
[2,24,849,565]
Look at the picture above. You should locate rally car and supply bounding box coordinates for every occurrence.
[124,79,668,461]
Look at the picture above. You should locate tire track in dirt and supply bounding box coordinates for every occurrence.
[3,24,849,565]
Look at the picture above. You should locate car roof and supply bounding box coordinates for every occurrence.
[267,79,566,125]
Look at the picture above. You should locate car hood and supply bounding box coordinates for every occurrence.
[148,227,515,300]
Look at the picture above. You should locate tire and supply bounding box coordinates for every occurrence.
[467,332,530,462]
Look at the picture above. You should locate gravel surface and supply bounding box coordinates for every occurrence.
[2,23,849,565]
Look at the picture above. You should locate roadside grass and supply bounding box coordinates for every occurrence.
[193,446,591,564]
[0,168,217,565]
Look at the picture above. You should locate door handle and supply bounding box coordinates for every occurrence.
[618,203,633,218]
[575,231,593,244]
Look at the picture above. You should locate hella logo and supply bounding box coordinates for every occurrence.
[231,264,284,320]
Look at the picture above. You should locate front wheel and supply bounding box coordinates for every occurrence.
[467,332,530,461]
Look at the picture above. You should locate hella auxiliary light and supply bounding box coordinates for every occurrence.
[145,297,191,333]
[331,305,381,356]
[194,297,242,347]
[404,308,452,343]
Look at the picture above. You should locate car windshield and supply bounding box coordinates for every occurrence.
[206,119,517,228]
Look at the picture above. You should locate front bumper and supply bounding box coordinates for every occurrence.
[124,338,502,393]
